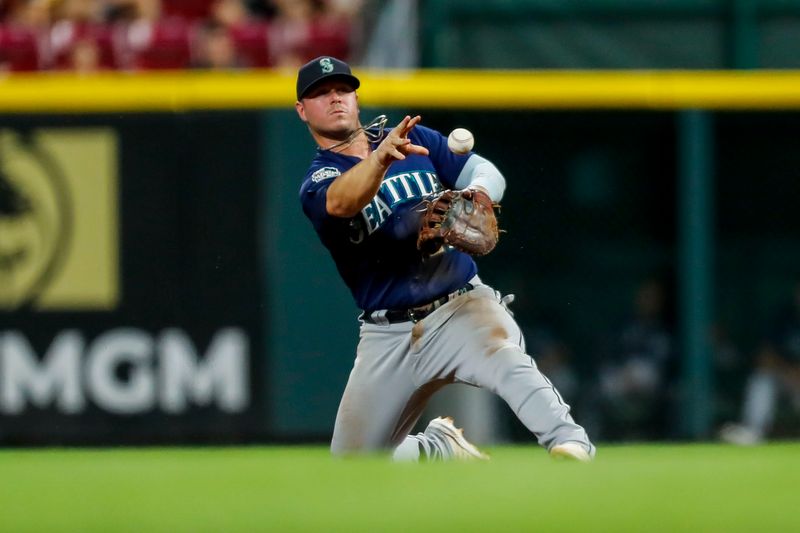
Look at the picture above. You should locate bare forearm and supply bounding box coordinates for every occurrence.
[326,152,389,217]
[325,115,428,218]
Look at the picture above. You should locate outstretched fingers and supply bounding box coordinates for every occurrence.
[402,115,422,136]
[375,114,429,165]
[395,115,428,156]
[394,115,411,133]
[393,115,422,138]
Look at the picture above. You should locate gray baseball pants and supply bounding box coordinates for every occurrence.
[330,277,595,457]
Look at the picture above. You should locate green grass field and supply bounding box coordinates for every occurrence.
[1,443,797,532]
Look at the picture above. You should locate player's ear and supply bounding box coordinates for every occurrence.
[295,101,308,123]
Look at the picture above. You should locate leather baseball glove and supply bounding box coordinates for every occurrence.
[417,189,499,256]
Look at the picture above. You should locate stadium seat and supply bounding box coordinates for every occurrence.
[0,24,42,71]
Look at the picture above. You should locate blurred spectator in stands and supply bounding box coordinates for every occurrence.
[50,0,116,71]
[324,0,365,19]
[66,36,102,73]
[243,0,276,20]
[102,0,137,23]
[53,0,100,22]
[122,0,192,70]
[720,281,800,445]
[2,0,370,71]
[132,0,161,23]
[268,0,316,67]
[269,0,351,67]
[0,0,53,71]
[595,278,676,440]
[207,0,271,68]
[192,21,240,70]
[323,0,366,58]
[314,0,359,59]
[2,0,52,28]
[213,0,249,27]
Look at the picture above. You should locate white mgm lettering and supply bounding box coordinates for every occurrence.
[0,328,249,415]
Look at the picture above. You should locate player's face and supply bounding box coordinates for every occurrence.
[296,80,360,141]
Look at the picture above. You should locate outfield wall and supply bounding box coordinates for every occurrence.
[1,71,799,444]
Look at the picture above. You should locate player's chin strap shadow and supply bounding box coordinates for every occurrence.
[322,114,389,152]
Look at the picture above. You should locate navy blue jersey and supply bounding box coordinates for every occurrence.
[299,124,477,311]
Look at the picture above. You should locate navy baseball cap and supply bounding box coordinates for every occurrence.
[296,56,360,100]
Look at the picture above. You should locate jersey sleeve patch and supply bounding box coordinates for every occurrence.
[311,166,341,183]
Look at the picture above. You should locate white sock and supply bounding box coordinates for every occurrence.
[392,436,422,462]
[392,430,454,462]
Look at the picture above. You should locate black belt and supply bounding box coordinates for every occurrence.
[363,283,475,324]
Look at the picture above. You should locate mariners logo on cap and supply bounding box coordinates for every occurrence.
[319,58,334,73]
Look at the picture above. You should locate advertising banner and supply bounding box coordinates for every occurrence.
[0,113,264,444]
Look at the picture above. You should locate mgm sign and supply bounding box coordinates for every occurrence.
[0,328,250,415]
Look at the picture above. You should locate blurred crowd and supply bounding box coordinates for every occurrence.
[0,0,366,73]
[515,278,800,444]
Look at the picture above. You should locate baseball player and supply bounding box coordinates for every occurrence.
[720,280,800,445]
[295,56,595,461]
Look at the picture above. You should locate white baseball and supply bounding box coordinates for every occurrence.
[447,128,474,155]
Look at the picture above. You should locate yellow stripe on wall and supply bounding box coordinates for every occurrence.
[2,70,800,112]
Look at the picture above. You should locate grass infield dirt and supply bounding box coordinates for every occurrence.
[1,443,797,532]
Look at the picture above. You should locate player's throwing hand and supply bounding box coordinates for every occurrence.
[372,115,430,167]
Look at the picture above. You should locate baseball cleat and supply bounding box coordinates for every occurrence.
[549,442,592,462]
[425,416,489,461]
